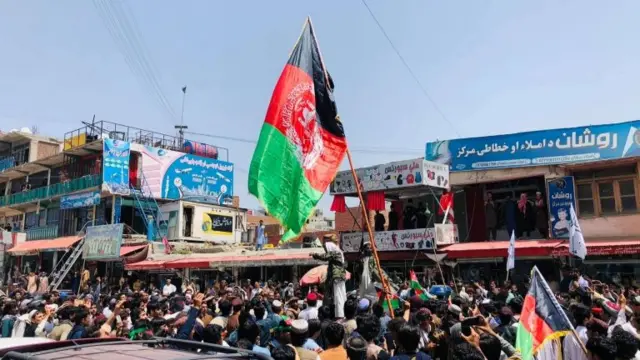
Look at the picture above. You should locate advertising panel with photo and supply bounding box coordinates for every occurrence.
[102,139,131,195]
[131,143,234,205]
[547,176,576,239]
[331,158,450,195]
[83,224,124,261]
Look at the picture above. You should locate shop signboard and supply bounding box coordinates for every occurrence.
[426,120,640,171]
[102,139,131,195]
[330,158,450,195]
[83,223,124,261]
[547,176,576,239]
[341,228,437,253]
[113,196,122,224]
[60,190,101,210]
[130,143,234,205]
[202,211,234,237]
[434,223,459,246]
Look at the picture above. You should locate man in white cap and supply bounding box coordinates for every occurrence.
[311,234,347,318]
[291,319,320,360]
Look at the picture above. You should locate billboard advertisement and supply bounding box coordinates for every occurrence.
[426,120,640,171]
[102,139,131,195]
[61,190,101,210]
[131,143,234,205]
[330,158,449,195]
[83,223,124,261]
[547,176,576,239]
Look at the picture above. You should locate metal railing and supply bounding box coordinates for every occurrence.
[0,174,101,207]
[62,120,229,160]
[26,225,59,241]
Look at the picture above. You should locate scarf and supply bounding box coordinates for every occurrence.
[517,194,528,214]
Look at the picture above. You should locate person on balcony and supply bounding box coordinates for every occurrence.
[374,211,385,232]
[256,220,266,251]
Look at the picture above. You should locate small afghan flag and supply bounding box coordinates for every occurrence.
[409,270,432,301]
[516,266,575,360]
[249,17,347,243]
[378,290,400,310]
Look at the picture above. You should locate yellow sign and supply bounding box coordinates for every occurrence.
[202,212,233,236]
[64,133,86,150]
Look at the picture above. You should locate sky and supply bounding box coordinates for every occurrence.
[2,1,640,211]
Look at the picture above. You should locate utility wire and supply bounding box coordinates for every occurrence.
[92,0,177,122]
[183,130,423,155]
[360,0,461,137]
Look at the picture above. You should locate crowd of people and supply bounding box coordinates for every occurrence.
[0,262,636,360]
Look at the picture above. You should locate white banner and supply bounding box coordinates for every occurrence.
[434,224,459,246]
[341,228,438,253]
[330,158,450,195]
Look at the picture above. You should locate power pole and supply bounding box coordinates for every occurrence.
[175,86,188,146]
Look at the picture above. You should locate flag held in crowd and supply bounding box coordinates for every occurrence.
[409,270,434,301]
[248,17,347,243]
[569,204,587,260]
[516,266,586,360]
[506,230,515,272]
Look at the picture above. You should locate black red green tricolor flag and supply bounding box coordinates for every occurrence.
[516,266,574,359]
[249,18,347,242]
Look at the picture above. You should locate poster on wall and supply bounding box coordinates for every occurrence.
[102,139,131,195]
[435,224,459,245]
[131,144,234,205]
[61,190,101,210]
[426,120,640,171]
[202,211,233,236]
[547,176,576,239]
[341,228,436,253]
[331,158,449,195]
[83,224,124,261]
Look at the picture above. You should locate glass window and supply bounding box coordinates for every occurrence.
[47,208,60,225]
[619,179,637,213]
[598,182,616,214]
[576,184,594,216]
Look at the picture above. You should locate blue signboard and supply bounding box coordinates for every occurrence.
[61,190,101,210]
[83,223,124,261]
[426,120,640,171]
[113,196,122,224]
[103,139,131,195]
[161,154,234,206]
[547,176,576,239]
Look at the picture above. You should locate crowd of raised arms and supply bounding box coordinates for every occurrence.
[0,264,638,360]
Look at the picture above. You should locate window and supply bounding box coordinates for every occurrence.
[574,165,639,217]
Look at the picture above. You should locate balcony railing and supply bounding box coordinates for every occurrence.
[63,120,230,160]
[0,174,101,207]
[26,224,59,241]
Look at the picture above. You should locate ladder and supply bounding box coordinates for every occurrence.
[131,170,167,240]
[48,221,92,292]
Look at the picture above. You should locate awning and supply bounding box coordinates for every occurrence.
[125,260,166,271]
[165,258,213,269]
[119,245,147,257]
[441,239,564,259]
[551,240,640,257]
[8,236,82,254]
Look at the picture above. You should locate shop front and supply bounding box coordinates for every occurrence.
[331,158,456,274]
[427,119,640,281]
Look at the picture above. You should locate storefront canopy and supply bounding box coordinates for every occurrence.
[120,245,147,257]
[125,251,323,270]
[551,240,640,257]
[441,240,564,259]
[8,236,82,254]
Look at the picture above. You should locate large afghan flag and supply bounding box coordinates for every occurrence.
[249,18,347,242]
[516,266,575,360]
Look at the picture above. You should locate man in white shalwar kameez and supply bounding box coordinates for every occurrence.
[312,234,347,318]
